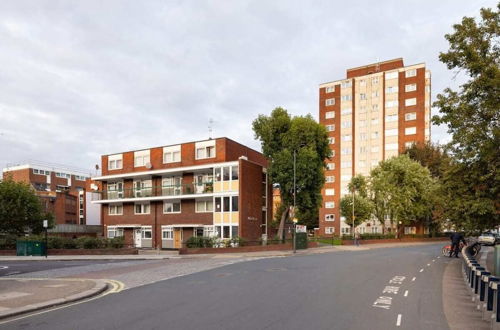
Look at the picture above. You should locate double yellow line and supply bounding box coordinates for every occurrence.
[105,279,125,294]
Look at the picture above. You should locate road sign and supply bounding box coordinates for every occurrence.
[43,220,48,228]
[296,225,307,233]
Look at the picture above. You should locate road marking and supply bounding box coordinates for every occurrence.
[404,290,409,297]
[0,266,8,270]
[427,263,431,266]
[396,314,402,326]
[419,269,424,273]
[437,256,440,259]
[4,271,20,276]
[412,277,416,281]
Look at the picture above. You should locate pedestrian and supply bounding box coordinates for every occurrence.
[354,229,360,247]
[449,232,466,258]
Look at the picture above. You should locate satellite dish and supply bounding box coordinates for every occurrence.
[145,162,152,169]
[95,164,100,170]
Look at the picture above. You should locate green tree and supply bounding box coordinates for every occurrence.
[253,107,331,238]
[0,179,52,235]
[340,194,373,229]
[403,142,451,179]
[370,155,436,237]
[433,3,500,230]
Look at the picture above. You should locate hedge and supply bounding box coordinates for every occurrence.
[12,236,125,249]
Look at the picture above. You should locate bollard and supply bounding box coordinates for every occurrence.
[471,264,480,288]
[475,267,486,295]
[479,271,491,300]
[485,277,500,321]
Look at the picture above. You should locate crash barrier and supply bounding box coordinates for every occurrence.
[461,245,500,329]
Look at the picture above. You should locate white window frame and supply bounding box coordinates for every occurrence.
[325,189,335,196]
[385,143,398,151]
[405,127,417,135]
[195,141,216,160]
[325,176,335,183]
[164,201,181,214]
[326,125,335,132]
[328,137,335,145]
[325,86,335,93]
[385,86,398,94]
[385,71,398,80]
[385,129,398,137]
[405,98,417,106]
[162,227,173,240]
[163,145,181,164]
[108,204,123,216]
[325,214,335,222]
[405,69,417,78]
[108,154,123,170]
[385,100,398,108]
[325,227,335,234]
[405,83,417,92]
[107,227,124,238]
[341,95,352,101]
[326,163,335,170]
[141,227,153,239]
[325,111,335,119]
[341,108,352,115]
[405,112,417,121]
[134,150,150,168]
[325,202,335,209]
[341,80,352,88]
[385,114,398,122]
[325,98,335,106]
[134,203,151,215]
[196,200,214,213]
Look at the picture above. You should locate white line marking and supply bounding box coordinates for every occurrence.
[396,314,402,326]
[412,277,416,281]
[432,259,436,262]
[437,256,440,259]
[0,266,8,270]
[404,290,409,297]
[427,263,431,266]
[419,269,424,272]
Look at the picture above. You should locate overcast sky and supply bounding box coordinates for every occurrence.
[0,0,496,174]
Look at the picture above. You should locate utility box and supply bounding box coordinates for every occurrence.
[296,232,308,249]
[16,241,46,256]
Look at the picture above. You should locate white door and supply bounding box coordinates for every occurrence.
[134,229,142,248]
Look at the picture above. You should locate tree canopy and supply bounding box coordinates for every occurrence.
[0,179,51,235]
[432,3,499,231]
[253,107,331,237]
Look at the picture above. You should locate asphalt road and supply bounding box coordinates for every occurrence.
[0,244,449,330]
[0,260,135,277]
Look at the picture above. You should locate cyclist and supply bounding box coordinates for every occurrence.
[449,232,467,258]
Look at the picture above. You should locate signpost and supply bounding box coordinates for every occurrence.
[43,220,48,258]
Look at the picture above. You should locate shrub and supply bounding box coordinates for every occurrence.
[61,237,78,249]
[76,237,104,249]
[0,235,17,249]
[186,236,215,248]
[108,236,124,249]
[47,236,64,249]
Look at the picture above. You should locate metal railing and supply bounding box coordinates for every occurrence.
[93,182,214,201]
[461,244,500,328]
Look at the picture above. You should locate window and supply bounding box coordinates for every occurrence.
[325,111,335,119]
[107,228,123,238]
[359,120,366,127]
[325,98,335,106]
[341,148,351,155]
[195,142,216,159]
[325,189,335,196]
[386,100,398,108]
[405,84,417,92]
[341,227,351,234]
[371,146,380,153]
[328,137,335,145]
[341,81,352,88]
[325,176,335,183]
[163,145,181,163]
[360,133,367,141]
[405,69,417,78]
[135,203,150,215]
[371,118,379,125]
[141,228,152,239]
[108,154,123,170]
[372,104,379,112]
[405,127,417,135]
[385,143,398,151]
[372,77,379,84]
[359,160,366,167]
[75,175,86,181]
[325,86,335,93]
[385,86,398,94]
[33,169,39,175]
[405,98,417,106]
[326,125,335,132]
[223,167,230,181]
[196,200,214,212]
[55,172,69,178]
[359,93,367,100]
[359,146,367,153]
[404,226,417,234]
[108,204,123,215]
[385,71,398,80]
[385,114,398,122]
[214,196,238,212]
[162,227,173,239]
[341,108,352,115]
[134,150,150,167]
[331,150,336,157]
[231,166,238,180]
[341,175,351,182]
[341,95,352,101]
[385,129,398,136]
[223,197,230,212]
[134,179,153,197]
[325,214,335,221]
[405,141,415,148]
[360,106,367,113]
[341,134,352,142]
[372,91,379,98]
[341,161,352,168]
[371,132,379,139]
[164,201,181,213]
[341,121,352,128]
[359,79,366,86]
[326,163,335,170]
[325,227,335,234]
[405,112,417,121]
[231,196,239,212]
[325,202,335,208]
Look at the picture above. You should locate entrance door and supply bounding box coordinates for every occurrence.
[174,229,182,249]
[134,229,142,248]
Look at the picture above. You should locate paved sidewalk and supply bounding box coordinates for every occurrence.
[0,278,107,319]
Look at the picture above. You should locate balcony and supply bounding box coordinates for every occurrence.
[92,182,214,203]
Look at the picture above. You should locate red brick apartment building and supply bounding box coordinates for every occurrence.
[2,162,98,225]
[91,138,272,249]
[318,58,431,237]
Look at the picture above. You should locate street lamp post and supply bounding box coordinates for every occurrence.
[352,188,355,245]
[292,150,297,254]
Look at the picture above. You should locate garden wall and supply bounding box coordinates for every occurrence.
[179,241,318,255]
[341,237,448,245]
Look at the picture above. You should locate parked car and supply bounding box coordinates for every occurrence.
[478,232,500,246]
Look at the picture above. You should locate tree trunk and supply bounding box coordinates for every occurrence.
[277,207,289,240]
